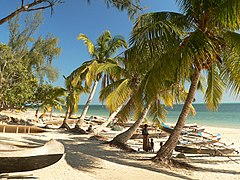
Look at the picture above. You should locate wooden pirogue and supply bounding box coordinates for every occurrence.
[0,124,45,133]
[0,139,64,173]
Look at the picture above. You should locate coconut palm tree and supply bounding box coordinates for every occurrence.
[107,59,189,148]
[39,86,66,120]
[109,66,205,148]
[97,43,184,147]
[90,56,134,134]
[68,30,128,129]
[128,0,240,163]
[59,76,88,129]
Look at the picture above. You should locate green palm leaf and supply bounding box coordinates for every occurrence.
[77,34,95,55]
[205,65,225,111]
[105,79,132,111]
[215,0,240,30]
[149,100,168,126]
[130,12,189,49]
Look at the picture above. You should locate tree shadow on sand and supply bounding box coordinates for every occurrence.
[56,135,193,180]
[3,130,239,179]
[63,135,240,178]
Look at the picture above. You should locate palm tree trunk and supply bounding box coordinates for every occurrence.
[75,80,99,128]
[50,107,53,120]
[59,106,71,130]
[153,68,201,162]
[110,104,151,145]
[93,104,123,135]
[35,106,39,122]
[68,107,73,119]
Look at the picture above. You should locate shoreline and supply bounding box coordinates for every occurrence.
[25,103,240,129]
[1,109,240,130]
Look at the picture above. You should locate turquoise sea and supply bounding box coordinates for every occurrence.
[57,103,240,129]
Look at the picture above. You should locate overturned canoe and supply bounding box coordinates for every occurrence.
[0,139,64,173]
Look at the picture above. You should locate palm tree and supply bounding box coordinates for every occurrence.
[108,61,187,148]
[128,0,240,163]
[90,57,133,134]
[98,44,184,147]
[69,30,128,129]
[59,76,87,129]
[39,86,66,120]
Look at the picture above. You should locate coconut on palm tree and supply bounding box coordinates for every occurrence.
[128,0,240,163]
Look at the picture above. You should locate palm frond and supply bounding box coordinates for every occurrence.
[106,35,128,56]
[221,46,240,96]
[215,0,240,30]
[181,29,219,68]
[149,100,168,125]
[130,11,190,50]
[105,79,132,112]
[67,63,89,87]
[97,62,123,81]
[77,34,95,55]
[97,30,111,49]
[115,96,135,123]
[197,74,206,94]
[204,65,225,111]
[224,31,240,51]
[85,60,99,87]
[103,0,141,19]
[99,79,126,102]
[189,104,196,116]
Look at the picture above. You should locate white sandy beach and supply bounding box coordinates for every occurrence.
[0,110,240,180]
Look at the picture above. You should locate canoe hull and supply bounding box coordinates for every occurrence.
[175,146,234,155]
[0,139,64,173]
[0,154,63,173]
[0,124,45,133]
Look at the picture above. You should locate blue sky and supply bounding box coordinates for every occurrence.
[0,0,239,104]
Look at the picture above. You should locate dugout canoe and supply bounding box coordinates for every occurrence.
[0,124,46,133]
[0,139,64,173]
[175,145,235,156]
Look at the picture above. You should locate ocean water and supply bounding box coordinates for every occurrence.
[165,103,240,129]
[57,103,240,129]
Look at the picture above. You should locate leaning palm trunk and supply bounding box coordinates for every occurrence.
[68,107,74,119]
[35,107,39,122]
[110,104,151,145]
[59,107,71,130]
[93,104,124,135]
[75,81,99,128]
[153,68,201,162]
